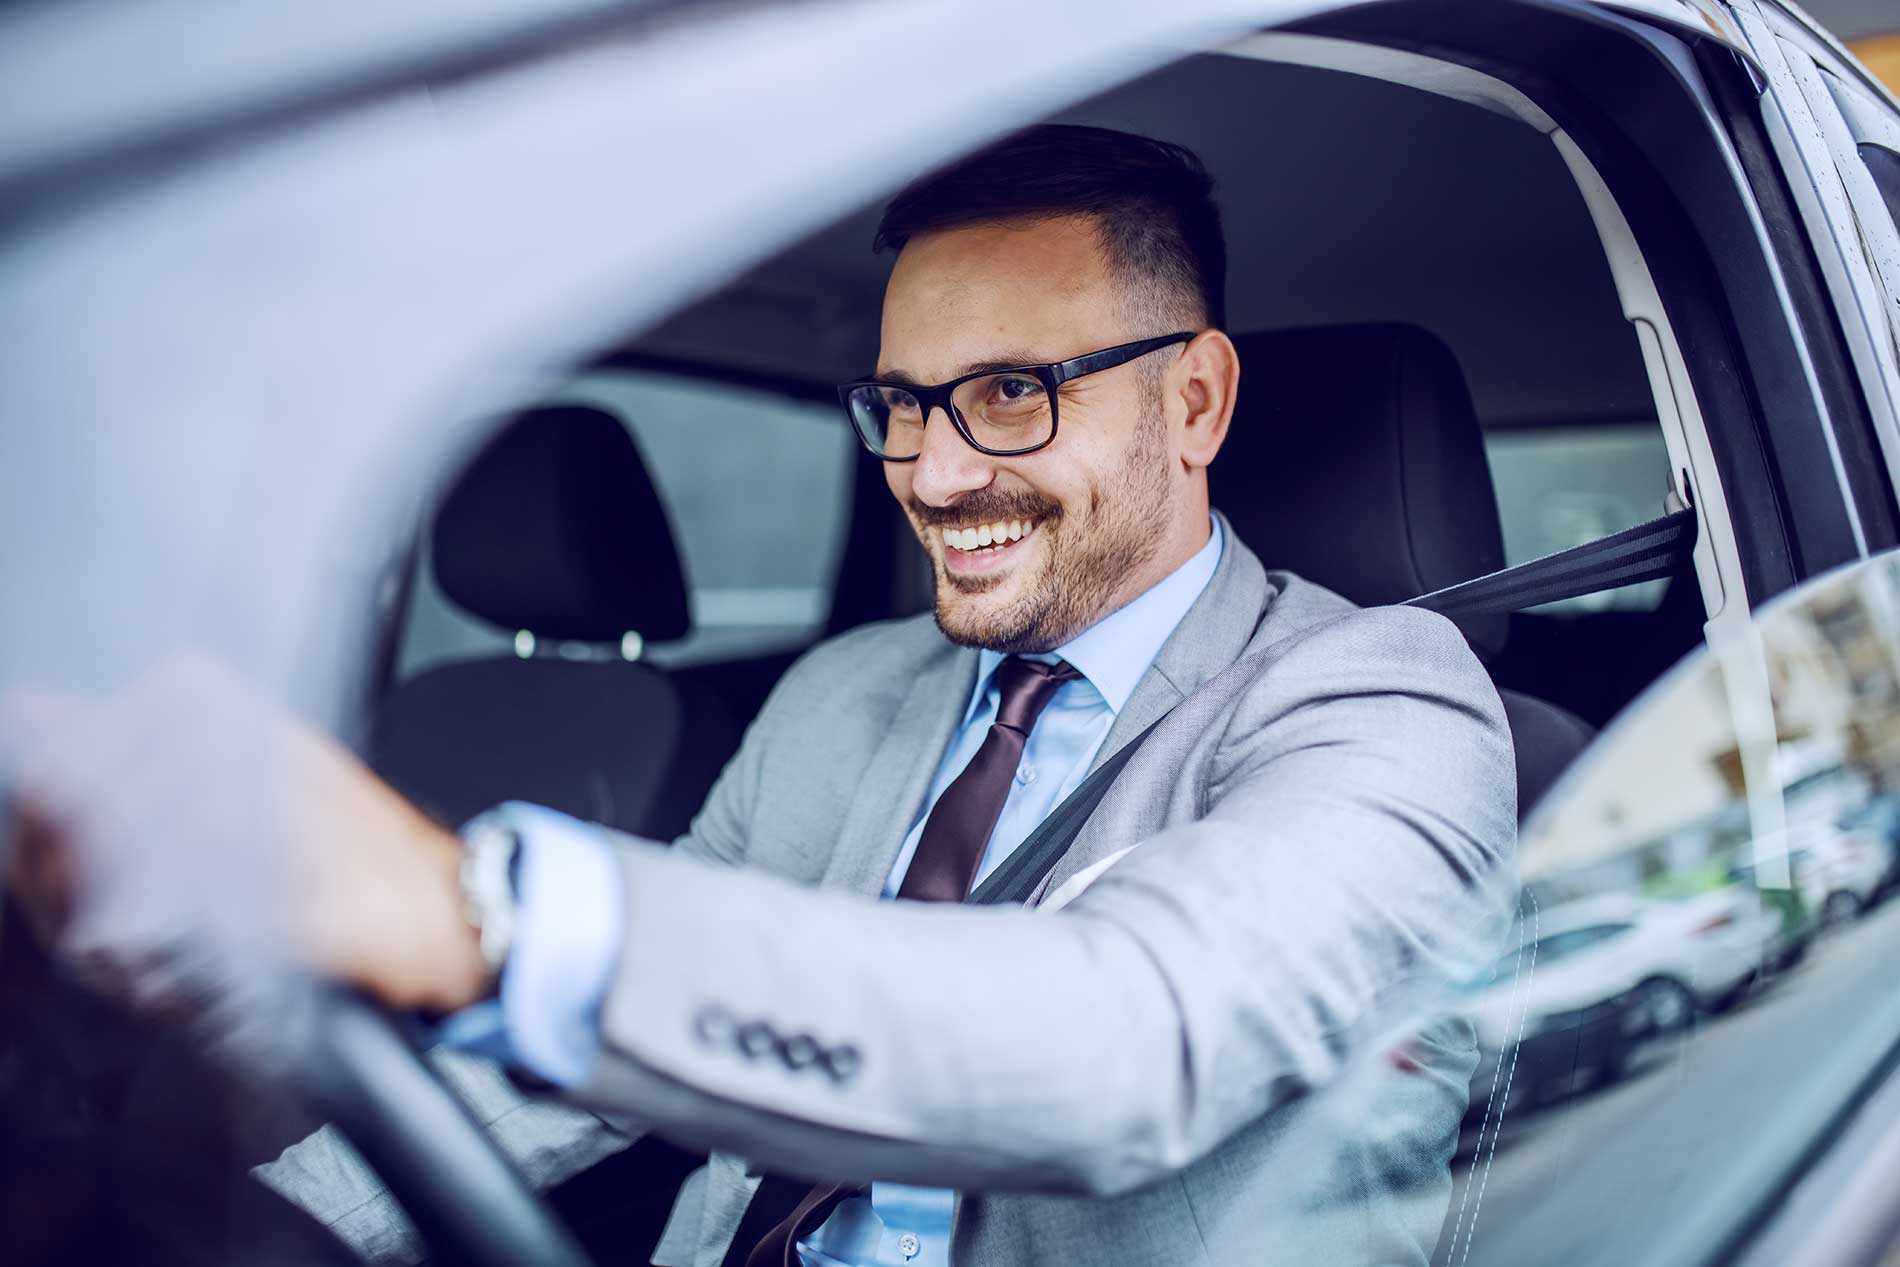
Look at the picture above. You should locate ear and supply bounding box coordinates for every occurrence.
[1172,329,1239,472]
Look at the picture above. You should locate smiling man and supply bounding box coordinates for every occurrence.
[7,126,1517,1267]
[861,204,1223,661]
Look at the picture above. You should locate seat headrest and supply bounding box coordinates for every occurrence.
[432,404,691,643]
[1213,324,1507,655]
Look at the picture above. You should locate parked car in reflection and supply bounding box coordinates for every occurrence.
[1733,821,1890,932]
[1459,888,1779,1124]
[1837,795,1900,896]
[1796,825,1890,925]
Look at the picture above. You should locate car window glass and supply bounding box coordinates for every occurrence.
[1417,552,1900,1266]
[1484,424,1674,612]
[397,370,854,677]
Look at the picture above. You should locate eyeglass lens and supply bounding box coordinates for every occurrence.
[846,370,1053,458]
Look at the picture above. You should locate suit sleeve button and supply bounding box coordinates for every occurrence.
[693,1007,735,1046]
[821,1044,862,1082]
[736,1021,778,1059]
[780,1033,821,1069]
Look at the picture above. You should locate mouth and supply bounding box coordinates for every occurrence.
[937,517,1039,575]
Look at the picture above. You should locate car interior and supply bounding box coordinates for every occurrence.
[381,48,1709,839]
[0,29,1749,1267]
[327,49,1719,1260]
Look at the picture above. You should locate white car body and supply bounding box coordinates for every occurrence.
[1466,891,1778,1050]
[1794,824,1890,915]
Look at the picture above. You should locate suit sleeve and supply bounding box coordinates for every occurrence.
[576,606,1517,1197]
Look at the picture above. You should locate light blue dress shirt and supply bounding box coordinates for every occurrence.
[473,516,1223,1266]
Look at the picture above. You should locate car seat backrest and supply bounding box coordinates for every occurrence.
[431,403,690,643]
[1217,323,1508,654]
[1215,324,1592,820]
[370,405,736,841]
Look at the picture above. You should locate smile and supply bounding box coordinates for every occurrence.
[939,518,1039,576]
[941,518,1035,555]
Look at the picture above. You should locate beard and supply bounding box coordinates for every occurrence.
[917,401,1173,654]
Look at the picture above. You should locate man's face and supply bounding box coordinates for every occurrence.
[878,216,1184,654]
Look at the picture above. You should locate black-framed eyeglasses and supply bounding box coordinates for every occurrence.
[837,331,1194,461]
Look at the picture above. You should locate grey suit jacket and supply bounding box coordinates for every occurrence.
[259,517,1516,1266]
[597,519,1516,1266]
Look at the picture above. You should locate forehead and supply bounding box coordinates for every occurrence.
[876,216,1127,380]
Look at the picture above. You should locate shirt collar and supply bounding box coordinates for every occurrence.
[966,515,1224,722]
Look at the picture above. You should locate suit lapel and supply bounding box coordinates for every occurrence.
[820,515,1269,897]
[1087,513,1270,773]
[820,639,979,898]
[1043,522,1275,898]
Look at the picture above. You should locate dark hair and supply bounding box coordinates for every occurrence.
[873,124,1226,332]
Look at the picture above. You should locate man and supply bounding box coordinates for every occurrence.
[6,125,1516,1265]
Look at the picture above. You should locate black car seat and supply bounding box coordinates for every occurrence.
[370,404,738,843]
[1213,324,1595,821]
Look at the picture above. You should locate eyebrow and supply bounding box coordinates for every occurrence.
[873,350,1050,387]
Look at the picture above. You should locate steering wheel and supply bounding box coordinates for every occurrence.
[0,786,592,1267]
[280,988,598,1267]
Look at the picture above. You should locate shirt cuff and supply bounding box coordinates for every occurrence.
[445,802,626,1087]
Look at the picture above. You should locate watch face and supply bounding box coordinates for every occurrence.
[460,816,521,973]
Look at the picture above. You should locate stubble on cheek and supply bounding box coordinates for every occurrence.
[915,397,1171,652]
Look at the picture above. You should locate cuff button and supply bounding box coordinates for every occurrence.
[693,1007,735,1046]
[820,1043,862,1082]
[780,1033,821,1069]
[737,1021,778,1060]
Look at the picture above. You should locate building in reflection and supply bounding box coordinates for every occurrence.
[1521,558,1900,910]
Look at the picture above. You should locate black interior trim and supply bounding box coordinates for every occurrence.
[1294,0,1866,601]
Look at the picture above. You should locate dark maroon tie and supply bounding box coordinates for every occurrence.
[742,657,1082,1266]
[897,656,1083,903]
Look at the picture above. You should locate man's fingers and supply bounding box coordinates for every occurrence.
[4,813,76,943]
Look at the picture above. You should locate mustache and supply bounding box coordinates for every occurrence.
[907,493,1060,530]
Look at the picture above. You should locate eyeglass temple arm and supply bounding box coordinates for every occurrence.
[1050,332,1195,385]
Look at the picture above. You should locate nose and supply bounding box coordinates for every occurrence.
[907,405,995,507]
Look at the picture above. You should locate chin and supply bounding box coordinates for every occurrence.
[933,586,1063,654]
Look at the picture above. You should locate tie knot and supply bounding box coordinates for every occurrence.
[992,656,1082,734]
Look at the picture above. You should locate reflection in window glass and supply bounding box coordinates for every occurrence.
[1432,557,1900,1266]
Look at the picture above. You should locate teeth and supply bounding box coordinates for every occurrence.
[941,519,1035,551]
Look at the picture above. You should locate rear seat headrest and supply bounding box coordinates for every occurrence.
[1213,323,1507,656]
[432,404,691,643]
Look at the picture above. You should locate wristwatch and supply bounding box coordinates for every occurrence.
[457,809,524,979]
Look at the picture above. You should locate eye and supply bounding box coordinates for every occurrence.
[988,374,1045,406]
[882,387,922,417]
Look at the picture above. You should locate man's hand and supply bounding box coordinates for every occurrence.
[2,655,491,1016]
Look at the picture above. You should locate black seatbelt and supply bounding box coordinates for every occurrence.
[973,509,1698,901]
[1402,506,1697,621]
[966,714,1166,905]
